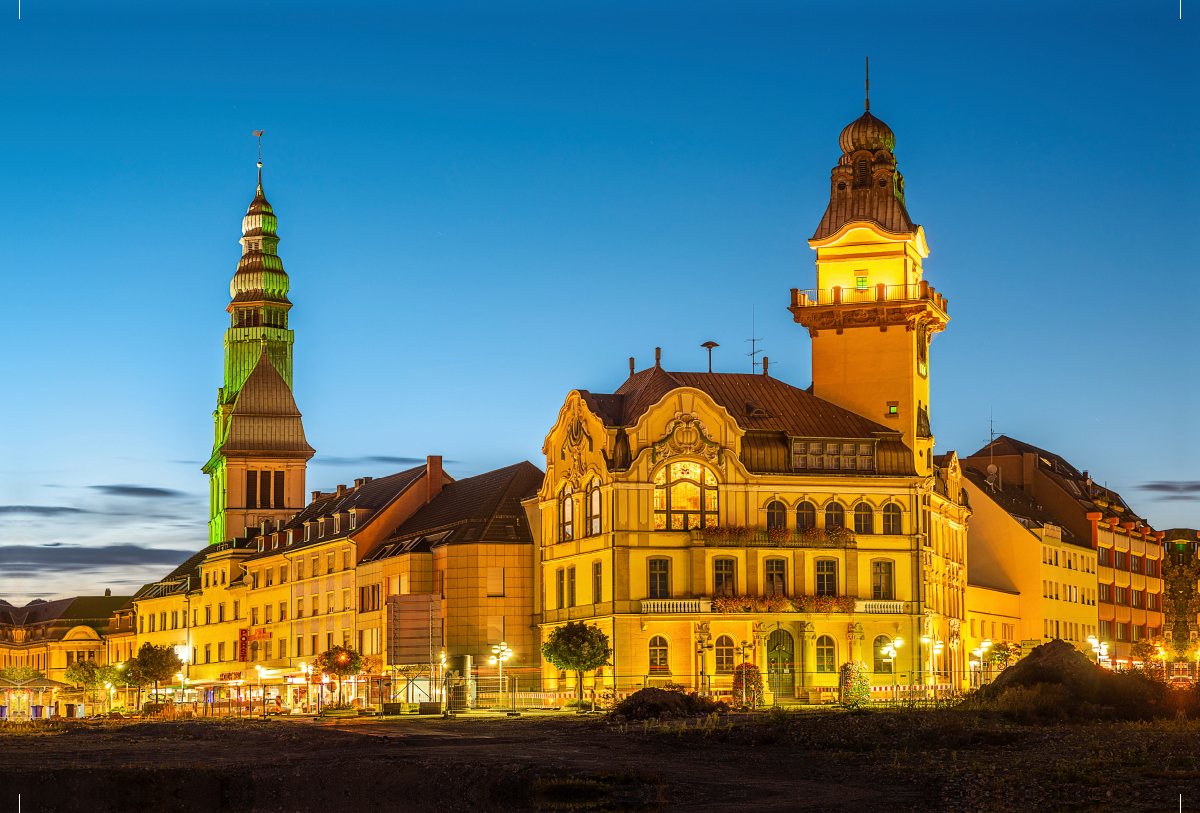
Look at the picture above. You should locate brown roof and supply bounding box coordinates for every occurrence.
[219,350,315,458]
[370,462,544,558]
[962,464,1080,545]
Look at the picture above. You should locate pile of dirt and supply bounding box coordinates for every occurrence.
[610,688,728,721]
[974,639,1167,720]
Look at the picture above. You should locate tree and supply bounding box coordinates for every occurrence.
[134,643,183,704]
[119,658,152,709]
[732,662,764,708]
[0,666,45,682]
[988,642,1020,670]
[313,645,363,706]
[540,622,611,700]
[65,660,121,712]
[838,661,871,709]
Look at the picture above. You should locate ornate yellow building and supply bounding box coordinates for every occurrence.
[531,100,971,701]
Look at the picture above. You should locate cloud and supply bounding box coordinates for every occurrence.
[316,455,443,466]
[0,505,91,515]
[1138,481,1200,501]
[90,484,185,498]
[0,544,192,572]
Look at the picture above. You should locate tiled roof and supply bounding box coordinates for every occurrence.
[219,351,314,457]
[0,596,131,628]
[962,465,1081,546]
[966,435,1145,526]
[243,464,431,561]
[370,462,544,561]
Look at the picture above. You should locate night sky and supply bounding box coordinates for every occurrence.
[0,1,1195,601]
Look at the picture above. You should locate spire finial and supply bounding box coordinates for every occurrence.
[865,57,870,112]
[253,130,265,185]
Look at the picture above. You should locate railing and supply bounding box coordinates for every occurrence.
[791,282,948,314]
[640,599,711,614]
[691,529,856,549]
[855,600,907,614]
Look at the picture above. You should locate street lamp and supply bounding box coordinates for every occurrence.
[490,642,513,711]
[881,637,903,702]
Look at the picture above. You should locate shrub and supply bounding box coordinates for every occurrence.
[764,595,791,613]
[839,661,871,708]
[794,595,817,613]
[610,688,728,720]
[731,662,763,706]
[835,595,857,613]
[813,595,839,613]
[799,526,823,544]
[825,526,856,544]
[711,595,745,613]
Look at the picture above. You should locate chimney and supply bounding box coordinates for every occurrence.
[655,347,661,367]
[336,484,347,497]
[105,588,111,596]
[629,357,635,377]
[354,478,364,488]
[427,455,443,503]
[763,357,769,377]
[311,490,322,502]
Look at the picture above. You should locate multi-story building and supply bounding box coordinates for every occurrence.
[961,462,1099,675]
[531,97,971,701]
[964,436,1165,668]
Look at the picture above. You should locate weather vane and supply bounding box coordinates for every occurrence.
[253,130,265,166]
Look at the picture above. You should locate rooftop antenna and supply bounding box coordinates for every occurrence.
[744,306,763,373]
[253,130,265,168]
[865,57,869,111]
[701,341,719,373]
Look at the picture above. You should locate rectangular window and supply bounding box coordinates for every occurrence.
[264,604,272,623]
[232,601,239,620]
[855,275,868,290]
[815,560,837,596]
[343,551,351,570]
[217,604,225,623]
[260,470,271,508]
[871,560,894,601]
[593,561,603,603]
[487,567,505,597]
[327,553,335,573]
[246,471,258,509]
[567,567,577,607]
[280,602,288,621]
[264,640,272,660]
[1099,583,1110,602]
[342,589,350,612]
[326,592,334,614]
[556,569,565,609]
[217,642,225,661]
[327,632,334,651]
[274,471,285,510]
[648,558,670,599]
[1116,622,1128,642]
[265,568,273,587]
[764,559,786,597]
[297,636,304,657]
[1115,586,1127,605]
[204,644,211,663]
[714,559,736,597]
[279,639,287,659]
[251,607,259,626]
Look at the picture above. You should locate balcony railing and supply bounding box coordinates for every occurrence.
[691,529,856,549]
[855,600,907,614]
[791,282,948,314]
[641,599,711,614]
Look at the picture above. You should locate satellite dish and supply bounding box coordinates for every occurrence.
[1086,478,1092,487]
[987,464,998,475]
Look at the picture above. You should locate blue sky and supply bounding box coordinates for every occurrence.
[0,1,1195,601]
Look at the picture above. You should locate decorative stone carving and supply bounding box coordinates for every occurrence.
[652,412,724,466]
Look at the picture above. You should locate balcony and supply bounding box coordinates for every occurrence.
[791,282,949,314]
[640,599,712,614]
[691,529,856,550]
[855,600,908,614]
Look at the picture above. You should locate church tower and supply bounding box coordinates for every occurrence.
[789,91,949,476]
[202,162,315,544]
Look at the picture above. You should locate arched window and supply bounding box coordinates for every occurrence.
[871,560,894,600]
[649,636,669,673]
[825,502,845,529]
[854,503,873,535]
[653,462,718,531]
[559,486,573,541]
[585,479,602,537]
[648,558,671,599]
[764,558,786,597]
[882,503,902,535]
[816,635,836,673]
[815,559,838,596]
[766,500,786,530]
[715,635,735,673]
[873,635,893,673]
[713,558,736,597]
[796,501,816,529]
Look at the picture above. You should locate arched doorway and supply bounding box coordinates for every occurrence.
[766,629,795,698]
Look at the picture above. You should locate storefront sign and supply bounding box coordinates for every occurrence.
[220,671,244,681]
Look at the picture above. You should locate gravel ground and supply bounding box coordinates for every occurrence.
[1,708,1197,812]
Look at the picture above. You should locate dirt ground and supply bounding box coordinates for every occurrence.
[1,709,1197,812]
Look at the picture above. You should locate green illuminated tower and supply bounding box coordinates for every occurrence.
[203,162,314,545]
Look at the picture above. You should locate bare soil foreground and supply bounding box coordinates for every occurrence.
[2,709,1198,813]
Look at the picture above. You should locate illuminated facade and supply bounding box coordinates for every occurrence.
[202,164,314,545]
[532,100,971,700]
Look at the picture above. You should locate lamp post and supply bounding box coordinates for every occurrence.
[490,642,513,712]
[881,638,903,702]
[920,635,931,693]
[932,641,945,699]
[737,640,753,707]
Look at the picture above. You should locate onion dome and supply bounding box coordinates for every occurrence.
[838,111,895,155]
[230,163,290,303]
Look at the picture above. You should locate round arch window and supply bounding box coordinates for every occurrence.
[653,462,718,530]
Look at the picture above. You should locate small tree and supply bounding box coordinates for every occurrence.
[839,661,871,709]
[540,622,611,700]
[134,643,183,705]
[988,642,1020,670]
[731,662,763,708]
[313,645,363,706]
[119,658,152,709]
[65,660,103,711]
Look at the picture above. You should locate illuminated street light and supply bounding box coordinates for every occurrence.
[490,642,513,711]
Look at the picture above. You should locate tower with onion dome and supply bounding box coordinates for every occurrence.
[788,87,949,476]
[203,161,314,545]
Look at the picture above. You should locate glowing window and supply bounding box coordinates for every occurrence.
[653,462,718,531]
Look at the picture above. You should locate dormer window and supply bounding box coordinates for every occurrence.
[334,515,341,534]
[318,519,325,537]
[287,530,294,546]
[349,511,357,530]
[304,524,311,542]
